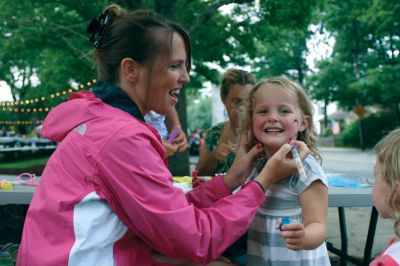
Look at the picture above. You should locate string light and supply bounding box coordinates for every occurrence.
[1,106,54,113]
[0,79,97,109]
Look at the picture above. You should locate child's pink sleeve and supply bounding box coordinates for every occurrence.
[369,255,399,266]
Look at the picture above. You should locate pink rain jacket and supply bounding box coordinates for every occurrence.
[17,91,265,266]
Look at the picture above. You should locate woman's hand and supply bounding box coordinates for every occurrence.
[254,140,309,190]
[223,135,264,191]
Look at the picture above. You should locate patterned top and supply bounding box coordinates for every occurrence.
[144,111,168,140]
[204,122,235,174]
[247,155,331,266]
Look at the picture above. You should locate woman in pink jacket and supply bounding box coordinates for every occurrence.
[17,4,308,266]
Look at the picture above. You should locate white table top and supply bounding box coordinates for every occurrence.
[0,175,373,208]
[328,185,372,207]
[0,175,38,205]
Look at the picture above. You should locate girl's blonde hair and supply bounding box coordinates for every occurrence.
[241,76,320,162]
[375,128,400,238]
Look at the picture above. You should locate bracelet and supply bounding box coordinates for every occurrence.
[252,180,265,193]
[214,172,226,177]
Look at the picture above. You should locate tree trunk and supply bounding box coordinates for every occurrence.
[323,97,328,135]
[154,0,189,176]
[167,89,190,176]
[358,118,365,150]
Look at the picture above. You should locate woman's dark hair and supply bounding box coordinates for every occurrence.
[92,4,191,85]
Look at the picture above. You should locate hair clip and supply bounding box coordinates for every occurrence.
[87,14,113,48]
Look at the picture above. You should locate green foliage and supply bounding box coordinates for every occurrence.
[1,0,399,151]
[309,0,400,118]
[337,112,398,148]
[187,97,212,132]
[1,0,319,138]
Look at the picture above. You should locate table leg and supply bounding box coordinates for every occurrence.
[338,207,348,266]
[328,206,379,266]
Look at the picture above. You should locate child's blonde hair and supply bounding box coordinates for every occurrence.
[375,128,400,237]
[241,76,320,161]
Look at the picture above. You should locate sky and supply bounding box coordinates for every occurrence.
[0,81,13,102]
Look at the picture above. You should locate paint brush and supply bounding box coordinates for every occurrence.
[289,139,307,181]
[290,119,307,181]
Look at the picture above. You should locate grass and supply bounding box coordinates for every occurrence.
[0,156,49,169]
[0,153,50,175]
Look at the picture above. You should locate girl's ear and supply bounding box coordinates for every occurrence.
[120,58,139,83]
[298,115,310,132]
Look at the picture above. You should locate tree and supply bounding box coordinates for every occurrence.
[0,0,319,173]
[308,0,400,149]
[187,97,212,132]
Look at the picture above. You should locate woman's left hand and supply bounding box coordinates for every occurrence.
[223,134,264,191]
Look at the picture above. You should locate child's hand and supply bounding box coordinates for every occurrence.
[191,170,206,188]
[276,219,305,250]
[214,142,235,160]
[163,141,178,156]
[170,127,188,152]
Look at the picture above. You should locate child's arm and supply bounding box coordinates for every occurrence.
[278,180,328,250]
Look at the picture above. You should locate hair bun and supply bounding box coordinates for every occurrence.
[103,3,126,17]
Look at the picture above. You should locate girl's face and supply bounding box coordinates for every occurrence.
[223,84,253,130]
[252,84,308,155]
[372,161,392,218]
[144,33,190,115]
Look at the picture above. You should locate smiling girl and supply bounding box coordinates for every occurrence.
[242,76,330,265]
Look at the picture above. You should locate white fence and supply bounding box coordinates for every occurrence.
[0,137,57,153]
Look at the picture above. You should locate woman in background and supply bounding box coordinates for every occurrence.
[196,68,256,265]
[197,69,255,176]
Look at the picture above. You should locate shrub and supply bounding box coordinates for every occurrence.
[337,112,398,149]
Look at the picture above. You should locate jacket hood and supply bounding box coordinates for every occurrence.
[41,91,110,142]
